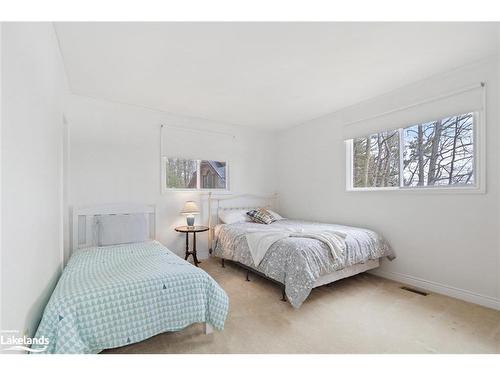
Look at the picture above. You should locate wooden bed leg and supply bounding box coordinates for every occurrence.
[281,287,287,302]
[204,323,214,335]
[221,258,225,268]
[245,270,250,282]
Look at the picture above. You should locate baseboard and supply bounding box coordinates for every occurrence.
[369,269,500,311]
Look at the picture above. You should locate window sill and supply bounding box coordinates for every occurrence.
[346,185,485,194]
[163,188,230,193]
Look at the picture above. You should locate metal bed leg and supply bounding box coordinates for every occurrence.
[221,258,225,268]
[204,323,214,335]
[246,270,250,282]
[281,287,287,302]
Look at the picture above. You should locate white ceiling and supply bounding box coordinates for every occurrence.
[55,22,499,130]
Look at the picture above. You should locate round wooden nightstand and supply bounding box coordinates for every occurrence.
[174,225,209,267]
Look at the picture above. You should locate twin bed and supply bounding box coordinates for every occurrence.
[32,205,229,354]
[33,196,393,353]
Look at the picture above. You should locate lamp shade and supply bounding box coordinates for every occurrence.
[180,201,200,215]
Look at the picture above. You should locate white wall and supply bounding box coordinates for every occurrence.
[0,22,3,334]
[277,57,500,309]
[66,95,277,262]
[1,23,69,337]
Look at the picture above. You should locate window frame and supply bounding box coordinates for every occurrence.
[161,157,230,193]
[345,110,485,194]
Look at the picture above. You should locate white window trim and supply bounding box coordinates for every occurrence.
[161,157,230,194]
[345,110,485,194]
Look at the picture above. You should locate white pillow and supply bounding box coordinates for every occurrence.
[96,213,149,246]
[218,209,252,224]
[267,209,284,221]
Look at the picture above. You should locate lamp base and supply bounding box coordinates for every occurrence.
[186,216,195,227]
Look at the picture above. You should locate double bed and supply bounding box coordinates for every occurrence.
[32,204,229,354]
[208,194,394,308]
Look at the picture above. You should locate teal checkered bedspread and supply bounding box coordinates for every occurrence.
[32,241,229,354]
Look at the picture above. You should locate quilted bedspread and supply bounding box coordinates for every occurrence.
[32,241,229,354]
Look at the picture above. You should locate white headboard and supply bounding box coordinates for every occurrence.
[203,192,279,251]
[71,204,156,251]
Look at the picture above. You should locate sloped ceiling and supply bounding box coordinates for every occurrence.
[55,22,499,129]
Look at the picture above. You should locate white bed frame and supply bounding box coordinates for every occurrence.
[71,203,157,251]
[206,193,379,293]
[205,192,279,252]
[71,203,214,335]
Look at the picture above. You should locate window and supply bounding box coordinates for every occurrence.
[165,158,198,189]
[402,113,474,187]
[200,160,227,189]
[347,112,478,191]
[163,158,228,191]
[352,130,400,188]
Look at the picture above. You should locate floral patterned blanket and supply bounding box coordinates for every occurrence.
[214,219,394,308]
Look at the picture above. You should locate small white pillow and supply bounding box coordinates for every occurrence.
[267,210,284,221]
[97,213,149,246]
[219,209,252,224]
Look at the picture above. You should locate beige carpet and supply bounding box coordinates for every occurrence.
[105,257,500,354]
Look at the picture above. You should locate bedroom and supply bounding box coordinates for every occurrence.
[1,1,500,373]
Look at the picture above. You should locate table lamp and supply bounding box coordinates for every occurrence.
[180,201,200,227]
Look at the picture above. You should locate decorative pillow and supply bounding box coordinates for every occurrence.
[219,209,252,224]
[246,208,276,224]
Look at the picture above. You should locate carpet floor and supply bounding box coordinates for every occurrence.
[104,257,500,354]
